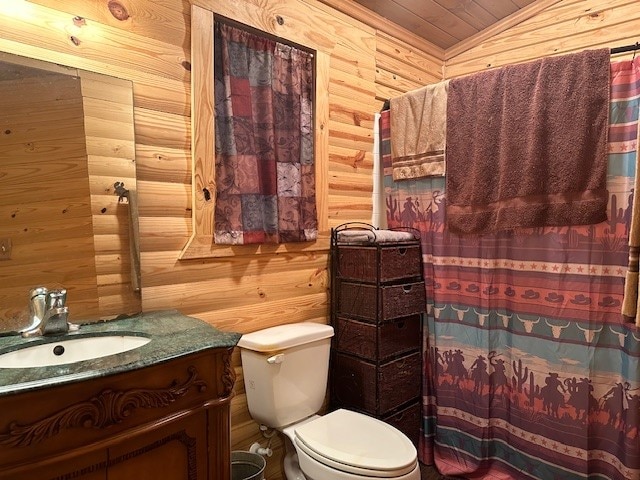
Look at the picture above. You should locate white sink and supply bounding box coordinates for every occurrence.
[0,335,151,368]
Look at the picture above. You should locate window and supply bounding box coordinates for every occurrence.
[181,4,330,259]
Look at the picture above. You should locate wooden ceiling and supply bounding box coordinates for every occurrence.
[350,0,536,50]
[319,0,561,58]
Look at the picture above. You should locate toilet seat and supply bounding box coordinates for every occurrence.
[293,409,417,478]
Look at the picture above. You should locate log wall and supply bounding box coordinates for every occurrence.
[2,0,636,478]
[446,0,640,77]
[0,1,438,478]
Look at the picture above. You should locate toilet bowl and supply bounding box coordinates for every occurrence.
[282,409,420,480]
[237,323,420,480]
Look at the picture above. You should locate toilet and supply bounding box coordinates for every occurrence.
[237,322,420,480]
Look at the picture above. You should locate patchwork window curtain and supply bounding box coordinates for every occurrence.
[381,57,640,479]
[213,21,317,245]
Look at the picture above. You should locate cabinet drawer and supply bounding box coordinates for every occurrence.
[337,281,426,322]
[378,352,422,413]
[336,315,421,361]
[383,401,421,447]
[336,244,422,283]
[331,351,421,415]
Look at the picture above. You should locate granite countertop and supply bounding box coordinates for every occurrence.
[0,309,241,397]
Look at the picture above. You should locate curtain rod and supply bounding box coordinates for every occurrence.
[378,43,639,111]
[611,42,639,55]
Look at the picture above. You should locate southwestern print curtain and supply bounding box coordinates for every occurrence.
[213,21,317,245]
[382,58,640,479]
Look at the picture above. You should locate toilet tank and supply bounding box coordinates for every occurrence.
[237,322,334,429]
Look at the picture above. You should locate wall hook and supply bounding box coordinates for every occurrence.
[114,181,130,203]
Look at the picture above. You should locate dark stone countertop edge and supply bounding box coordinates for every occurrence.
[0,309,241,396]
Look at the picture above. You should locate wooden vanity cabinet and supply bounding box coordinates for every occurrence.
[21,451,108,479]
[108,410,209,480]
[0,347,236,480]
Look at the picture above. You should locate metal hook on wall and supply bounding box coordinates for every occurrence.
[114,181,130,203]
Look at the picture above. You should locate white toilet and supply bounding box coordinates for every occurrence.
[237,322,420,480]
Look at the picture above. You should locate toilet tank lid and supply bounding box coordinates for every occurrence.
[237,323,334,352]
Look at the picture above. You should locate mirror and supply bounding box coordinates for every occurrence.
[0,52,141,332]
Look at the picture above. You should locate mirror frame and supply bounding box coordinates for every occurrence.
[180,1,331,259]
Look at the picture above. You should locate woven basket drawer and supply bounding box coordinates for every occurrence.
[337,281,426,322]
[336,315,421,362]
[383,401,421,447]
[378,352,422,413]
[336,244,422,283]
[332,351,421,415]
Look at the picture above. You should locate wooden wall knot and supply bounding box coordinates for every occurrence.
[107,1,130,21]
[0,366,207,448]
[352,150,365,169]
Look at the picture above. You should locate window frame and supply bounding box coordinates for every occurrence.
[180,2,330,259]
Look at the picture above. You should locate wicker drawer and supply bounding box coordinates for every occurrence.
[331,351,421,415]
[337,281,426,323]
[336,315,421,362]
[383,401,421,447]
[336,243,422,283]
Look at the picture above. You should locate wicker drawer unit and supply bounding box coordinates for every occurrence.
[336,315,421,361]
[335,243,423,283]
[330,228,426,446]
[337,280,426,322]
[383,400,422,447]
[331,351,422,415]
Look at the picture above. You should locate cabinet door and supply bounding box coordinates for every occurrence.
[1,450,107,480]
[108,411,208,480]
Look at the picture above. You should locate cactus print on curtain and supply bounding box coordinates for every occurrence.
[381,58,640,479]
[213,21,317,244]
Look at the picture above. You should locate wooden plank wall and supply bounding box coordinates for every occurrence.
[0,1,438,479]
[6,0,632,478]
[446,0,640,77]
[374,31,444,105]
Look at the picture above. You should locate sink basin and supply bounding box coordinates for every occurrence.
[0,335,151,368]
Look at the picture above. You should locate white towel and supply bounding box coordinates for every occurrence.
[390,80,449,180]
[337,229,417,244]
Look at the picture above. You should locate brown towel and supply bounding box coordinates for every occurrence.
[445,49,610,234]
[390,80,449,180]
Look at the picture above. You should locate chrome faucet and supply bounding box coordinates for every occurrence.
[20,287,77,337]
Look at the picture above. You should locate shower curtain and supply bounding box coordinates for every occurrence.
[382,58,640,479]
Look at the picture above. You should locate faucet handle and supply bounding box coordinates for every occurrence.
[29,286,48,299]
[47,289,67,309]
